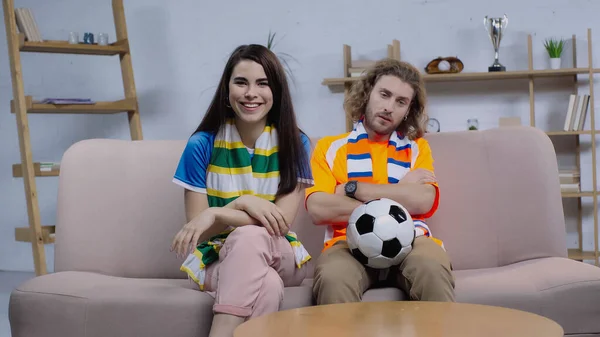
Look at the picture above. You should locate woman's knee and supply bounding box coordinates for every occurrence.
[222,225,273,257]
[250,268,284,318]
[227,225,271,242]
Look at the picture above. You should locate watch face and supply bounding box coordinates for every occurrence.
[346,181,357,193]
[427,118,440,132]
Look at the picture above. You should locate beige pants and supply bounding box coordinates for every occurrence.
[312,236,456,304]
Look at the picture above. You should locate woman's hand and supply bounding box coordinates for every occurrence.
[234,195,289,236]
[170,208,216,259]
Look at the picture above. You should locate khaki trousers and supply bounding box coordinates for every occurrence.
[312,236,456,304]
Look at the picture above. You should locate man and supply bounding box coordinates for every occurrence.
[305,58,455,304]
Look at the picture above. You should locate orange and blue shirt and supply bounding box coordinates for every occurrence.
[305,129,441,251]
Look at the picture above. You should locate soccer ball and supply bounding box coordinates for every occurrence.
[346,198,415,269]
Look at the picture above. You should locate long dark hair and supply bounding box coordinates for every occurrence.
[193,44,309,198]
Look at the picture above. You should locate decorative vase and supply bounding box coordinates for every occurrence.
[550,57,561,70]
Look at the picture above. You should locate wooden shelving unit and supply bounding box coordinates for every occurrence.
[17,33,129,55]
[3,0,143,276]
[10,96,137,114]
[12,163,60,177]
[323,30,599,266]
[323,67,600,86]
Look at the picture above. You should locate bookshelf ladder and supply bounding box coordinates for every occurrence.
[2,0,143,275]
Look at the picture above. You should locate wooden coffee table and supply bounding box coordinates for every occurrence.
[234,301,564,337]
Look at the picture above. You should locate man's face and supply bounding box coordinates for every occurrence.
[364,75,414,137]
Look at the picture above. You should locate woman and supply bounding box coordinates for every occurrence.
[170,44,313,337]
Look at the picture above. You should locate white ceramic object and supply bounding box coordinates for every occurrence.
[550,57,561,70]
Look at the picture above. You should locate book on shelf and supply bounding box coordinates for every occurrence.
[563,94,590,131]
[35,98,96,105]
[559,169,580,193]
[14,8,42,42]
[561,183,580,193]
[39,162,60,172]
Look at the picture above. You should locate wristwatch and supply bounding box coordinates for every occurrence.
[345,180,358,199]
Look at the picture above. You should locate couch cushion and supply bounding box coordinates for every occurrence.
[8,271,318,337]
[424,127,568,270]
[9,271,215,337]
[454,257,600,335]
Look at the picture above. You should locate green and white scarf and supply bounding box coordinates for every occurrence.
[180,119,311,290]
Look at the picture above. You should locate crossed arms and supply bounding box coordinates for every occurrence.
[306,169,437,226]
[171,187,305,257]
[305,137,439,226]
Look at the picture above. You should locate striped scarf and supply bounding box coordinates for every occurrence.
[347,119,442,247]
[180,119,311,290]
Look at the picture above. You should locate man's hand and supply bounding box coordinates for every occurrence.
[335,183,346,196]
[400,168,437,185]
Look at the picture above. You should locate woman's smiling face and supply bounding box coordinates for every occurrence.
[228,60,273,125]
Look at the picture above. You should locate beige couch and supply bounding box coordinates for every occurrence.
[9,126,600,337]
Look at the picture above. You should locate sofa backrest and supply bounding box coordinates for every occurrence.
[422,126,568,269]
[53,138,327,279]
[297,126,568,271]
[54,126,567,279]
[54,139,191,278]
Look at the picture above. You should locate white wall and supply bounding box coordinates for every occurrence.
[1,0,599,271]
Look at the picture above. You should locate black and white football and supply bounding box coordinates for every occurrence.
[346,198,415,269]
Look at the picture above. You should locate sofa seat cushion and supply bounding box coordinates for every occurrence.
[9,271,215,337]
[454,257,600,335]
[9,271,318,337]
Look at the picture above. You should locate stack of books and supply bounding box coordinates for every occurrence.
[563,94,590,131]
[14,7,42,42]
[560,169,580,193]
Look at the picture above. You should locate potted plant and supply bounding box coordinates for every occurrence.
[544,38,565,70]
[267,30,298,86]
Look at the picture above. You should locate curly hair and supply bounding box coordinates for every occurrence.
[344,58,428,140]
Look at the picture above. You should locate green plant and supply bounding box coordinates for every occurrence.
[544,38,565,58]
[266,30,298,86]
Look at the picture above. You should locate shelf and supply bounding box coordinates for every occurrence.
[15,225,55,244]
[562,191,595,198]
[568,248,598,260]
[322,68,600,86]
[18,33,129,56]
[12,162,59,177]
[546,130,597,136]
[11,96,137,114]
[4,0,144,276]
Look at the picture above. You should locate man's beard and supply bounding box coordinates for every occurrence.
[364,107,397,136]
